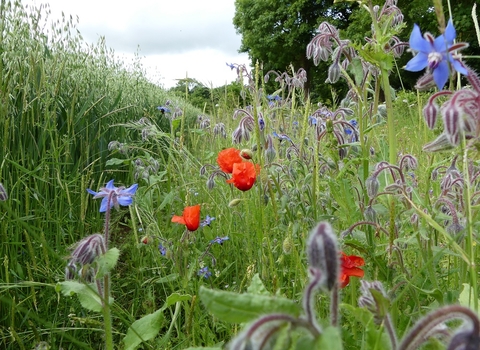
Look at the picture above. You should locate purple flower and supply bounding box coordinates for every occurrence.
[87,179,138,212]
[210,236,229,245]
[198,266,212,279]
[226,62,236,70]
[405,19,468,90]
[200,215,216,227]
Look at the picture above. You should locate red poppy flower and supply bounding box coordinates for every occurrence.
[217,148,243,173]
[226,162,260,191]
[171,205,201,231]
[339,252,365,288]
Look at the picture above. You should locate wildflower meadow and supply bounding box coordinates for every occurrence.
[2,0,480,349]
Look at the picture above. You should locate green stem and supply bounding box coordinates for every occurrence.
[462,139,478,311]
[102,274,114,350]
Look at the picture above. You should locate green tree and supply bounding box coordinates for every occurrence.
[233,0,356,99]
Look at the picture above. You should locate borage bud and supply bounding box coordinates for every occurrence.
[364,205,377,223]
[365,176,380,198]
[306,222,339,290]
[327,63,341,83]
[423,102,439,129]
[0,183,7,201]
[442,103,462,146]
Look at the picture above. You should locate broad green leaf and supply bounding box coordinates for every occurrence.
[58,281,111,312]
[459,283,480,311]
[246,274,270,295]
[199,286,302,324]
[123,309,164,350]
[163,293,192,310]
[171,119,181,130]
[349,57,364,86]
[317,326,343,349]
[96,248,120,279]
[123,293,190,350]
[105,158,128,166]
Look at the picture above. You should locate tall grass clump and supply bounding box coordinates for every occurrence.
[0,0,200,348]
[2,0,480,349]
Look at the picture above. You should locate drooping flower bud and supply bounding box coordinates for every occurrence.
[306,222,339,291]
[423,102,439,129]
[442,103,462,146]
[365,176,380,198]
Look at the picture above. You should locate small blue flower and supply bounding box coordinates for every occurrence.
[158,243,167,256]
[198,266,212,279]
[272,131,291,142]
[87,180,138,212]
[405,19,468,90]
[349,119,358,128]
[267,94,281,101]
[210,236,229,245]
[308,115,317,125]
[226,62,236,70]
[200,215,216,227]
[157,106,171,113]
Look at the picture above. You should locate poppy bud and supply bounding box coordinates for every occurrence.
[240,149,253,160]
[228,198,243,207]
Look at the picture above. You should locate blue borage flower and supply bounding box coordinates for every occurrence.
[87,180,138,212]
[198,266,212,279]
[267,94,281,101]
[158,243,167,256]
[210,236,229,245]
[200,215,216,227]
[157,106,170,113]
[405,19,468,90]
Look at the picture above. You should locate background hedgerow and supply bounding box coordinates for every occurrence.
[2,0,480,349]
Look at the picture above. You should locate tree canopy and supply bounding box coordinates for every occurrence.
[233,0,479,99]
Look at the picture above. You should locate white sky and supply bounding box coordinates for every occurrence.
[26,0,251,89]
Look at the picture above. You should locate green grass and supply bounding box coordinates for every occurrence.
[1,1,480,349]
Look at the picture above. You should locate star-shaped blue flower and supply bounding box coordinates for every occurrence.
[87,179,138,212]
[405,19,468,90]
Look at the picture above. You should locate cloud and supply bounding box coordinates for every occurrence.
[27,0,251,88]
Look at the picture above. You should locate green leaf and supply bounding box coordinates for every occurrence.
[96,248,120,279]
[171,119,181,130]
[58,281,110,312]
[164,293,192,309]
[199,286,302,324]
[105,158,128,166]
[123,293,191,350]
[459,283,480,311]
[123,309,165,350]
[246,274,270,295]
[317,326,343,349]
